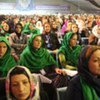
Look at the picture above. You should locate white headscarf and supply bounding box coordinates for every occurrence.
[92,25,100,45]
[92,25,100,39]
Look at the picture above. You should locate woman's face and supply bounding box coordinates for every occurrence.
[88,49,100,76]
[52,22,57,29]
[44,23,51,33]
[0,42,7,58]
[2,23,9,32]
[66,22,72,31]
[29,23,34,30]
[33,36,42,49]
[69,34,78,47]
[72,24,78,33]
[15,25,22,33]
[11,74,30,100]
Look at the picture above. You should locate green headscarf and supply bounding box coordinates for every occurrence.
[0,37,16,77]
[22,22,40,35]
[19,34,57,73]
[0,25,10,37]
[58,32,82,67]
[61,31,72,46]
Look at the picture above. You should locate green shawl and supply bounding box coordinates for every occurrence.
[19,34,57,73]
[58,32,82,67]
[22,22,40,35]
[80,76,98,100]
[0,37,16,77]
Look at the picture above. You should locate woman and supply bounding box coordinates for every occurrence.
[88,25,100,45]
[42,22,60,60]
[58,32,82,70]
[0,37,16,77]
[66,45,100,100]
[6,65,40,100]
[19,33,62,74]
[19,33,67,100]
[0,22,10,39]
[22,22,40,35]
[62,23,81,46]
[35,21,43,34]
[9,23,28,61]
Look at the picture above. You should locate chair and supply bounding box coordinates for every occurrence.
[56,87,67,100]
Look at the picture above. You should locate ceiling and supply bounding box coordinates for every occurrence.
[0,0,99,14]
[64,0,100,13]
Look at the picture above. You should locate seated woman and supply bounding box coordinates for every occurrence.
[22,22,40,36]
[41,22,60,60]
[9,23,28,62]
[58,32,82,71]
[88,25,100,45]
[19,33,63,74]
[0,21,10,39]
[19,33,67,100]
[62,23,81,46]
[5,65,40,100]
[0,37,16,77]
[66,45,100,100]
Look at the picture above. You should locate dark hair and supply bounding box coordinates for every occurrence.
[78,45,100,71]
[70,33,78,39]
[15,23,23,29]
[85,45,100,62]
[43,22,51,28]
[10,66,29,79]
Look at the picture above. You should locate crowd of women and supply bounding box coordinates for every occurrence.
[0,13,100,100]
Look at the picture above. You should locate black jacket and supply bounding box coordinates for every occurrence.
[66,75,84,100]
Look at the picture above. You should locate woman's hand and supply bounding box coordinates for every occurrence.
[55,68,66,75]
